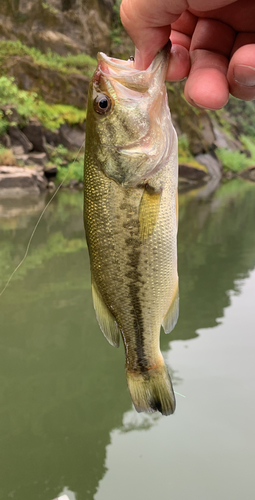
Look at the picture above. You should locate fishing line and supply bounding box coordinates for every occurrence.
[0,141,85,298]
[174,391,186,398]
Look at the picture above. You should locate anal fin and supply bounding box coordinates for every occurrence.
[139,188,161,241]
[92,278,120,347]
[162,280,179,334]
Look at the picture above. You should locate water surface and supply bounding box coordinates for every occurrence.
[0,179,255,500]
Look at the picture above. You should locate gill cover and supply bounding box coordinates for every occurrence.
[89,42,174,188]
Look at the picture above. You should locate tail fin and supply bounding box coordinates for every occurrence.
[126,364,176,416]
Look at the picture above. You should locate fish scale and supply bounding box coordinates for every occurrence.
[84,42,179,415]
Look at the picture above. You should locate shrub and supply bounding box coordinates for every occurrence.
[0,76,86,132]
[57,156,84,185]
[215,148,252,172]
[0,40,97,78]
[241,135,255,161]
[0,146,17,166]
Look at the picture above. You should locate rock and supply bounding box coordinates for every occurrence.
[199,112,215,147]
[213,125,242,151]
[7,56,90,109]
[11,145,26,156]
[0,134,11,149]
[14,154,29,165]
[32,30,81,56]
[168,84,216,155]
[44,165,58,178]
[59,124,85,150]
[22,120,46,152]
[9,126,33,153]
[1,105,21,125]
[48,181,56,191]
[179,162,209,181]
[26,152,48,166]
[195,153,222,180]
[0,0,113,58]
[242,149,251,158]
[239,166,255,182]
[0,166,47,194]
[44,129,61,147]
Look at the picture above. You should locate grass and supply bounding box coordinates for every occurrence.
[0,40,97,78]
[41,1,58,14]
[0,76,86,131]
[178,134,206,169]
[225,97,255,137]
[46,144,84,185]
[0,146,17,166]
[241,135,255,159]
[56,157,84,185]
[215,148,252,172]
[215,136,255,173]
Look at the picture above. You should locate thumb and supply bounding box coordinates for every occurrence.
[120,0,184,69]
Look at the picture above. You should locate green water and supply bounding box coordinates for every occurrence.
[0,179,255,500]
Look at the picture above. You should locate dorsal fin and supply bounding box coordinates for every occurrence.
[91,278,120,347]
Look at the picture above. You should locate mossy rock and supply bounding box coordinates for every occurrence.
[5,56,89,109]
[179,161,209,181]
[168,83,215,155]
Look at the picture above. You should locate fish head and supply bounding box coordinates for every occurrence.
[86,42,175,188]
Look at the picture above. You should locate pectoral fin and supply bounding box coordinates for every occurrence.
[91,278,120,347]
[162,280,179,334]
[139,188,161,241]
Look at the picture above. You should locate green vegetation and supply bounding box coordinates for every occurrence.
[0,40,97,78]
[178,134,193,163]
[0,76,86,131]
[0,145,17,166]
[56,157,84,185]
[46,144,84,185]
[178,133,206,169]
[241,135,255,159]
[216,136,255,173]
[41,1,58,14]
[226,97,255,137]
[34,101,86,131]
[215,148,251,172]
[111,0,122,45]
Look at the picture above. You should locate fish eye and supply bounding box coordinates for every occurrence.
[94,94,112,115]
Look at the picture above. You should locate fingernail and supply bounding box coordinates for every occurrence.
[233,65,255,87]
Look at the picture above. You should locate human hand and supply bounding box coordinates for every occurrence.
[120,0,255,109]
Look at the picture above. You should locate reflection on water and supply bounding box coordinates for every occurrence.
[0,179,255,500]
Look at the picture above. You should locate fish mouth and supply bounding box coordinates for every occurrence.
[92,42,173,188]
[94,41,171,94]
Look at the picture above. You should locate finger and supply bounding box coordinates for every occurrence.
[184,18,235,109]
[166,11,197,81]
[228,35,255,100]
[171,10,197,36]
[170,29,191,50]
[166,43,190,80]
[184,50,229,109]
[190,18,235,55]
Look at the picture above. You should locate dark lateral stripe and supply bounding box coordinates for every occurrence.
[123,196,148,373]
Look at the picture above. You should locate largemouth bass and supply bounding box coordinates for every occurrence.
[84,42,179,416]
